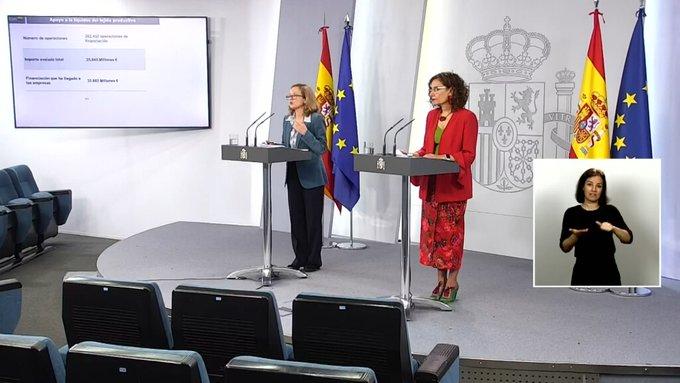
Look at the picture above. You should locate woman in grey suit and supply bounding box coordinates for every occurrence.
[282,83,327,272]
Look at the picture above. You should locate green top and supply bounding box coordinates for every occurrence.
[434,125,445,155]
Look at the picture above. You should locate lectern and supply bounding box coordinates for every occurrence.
[221,145,311,286]
[354,154,460,317]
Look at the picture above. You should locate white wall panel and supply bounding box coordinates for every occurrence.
[0,0,280,238]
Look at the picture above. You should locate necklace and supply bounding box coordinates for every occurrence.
[439,111,452,122]
[581,203,599,211]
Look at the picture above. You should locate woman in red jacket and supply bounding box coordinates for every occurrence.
[412,71,478,303]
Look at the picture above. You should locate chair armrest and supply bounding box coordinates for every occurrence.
[0,206,10,216]
[415,343,460,383]
[0,278,22,292]
[46,189,71,196]
[29,191,54,202]
[6,199,33,209]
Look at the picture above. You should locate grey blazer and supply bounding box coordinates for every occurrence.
[282,112,328,189]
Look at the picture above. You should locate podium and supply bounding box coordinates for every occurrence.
[221,145,311,286]
[354,154,460,317]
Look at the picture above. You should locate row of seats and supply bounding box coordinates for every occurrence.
[1,275,459,382]
[0,164,72,269]
[56,276,460,383]
[1,335,378,383]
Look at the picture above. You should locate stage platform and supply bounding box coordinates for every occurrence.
[97,221,680,376]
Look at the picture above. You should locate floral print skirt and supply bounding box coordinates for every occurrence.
[419,200,467,271]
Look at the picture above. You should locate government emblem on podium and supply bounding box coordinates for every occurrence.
[240,148,248,160]
[376,157,385,171]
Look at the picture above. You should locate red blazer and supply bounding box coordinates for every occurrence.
[411,108,478,202]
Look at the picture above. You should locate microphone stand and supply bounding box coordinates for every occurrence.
[245,111,266,147]
[392,119,415,156]
[382,118,404,155]
[253,113,275,147]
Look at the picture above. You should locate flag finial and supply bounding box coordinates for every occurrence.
[594,0,599,9]
[639,0,645,8]
[344,14,350,27]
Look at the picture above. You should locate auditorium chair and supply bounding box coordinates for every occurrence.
[2,166,57,252]
[292,293,460,383]
[67,341,209,383]
[0,278,22,334]
[0,205,16,265]
[172,286,293,382]
[225,356,378,383]
[4,164,72,226]
[0,170,38,259]
[0,334,65,383]
[61,276,173,358]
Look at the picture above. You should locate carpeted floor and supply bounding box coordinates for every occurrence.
[2,234,116,346]
[4,226,680,376]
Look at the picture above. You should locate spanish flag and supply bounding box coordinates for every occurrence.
[570,8,610,159]
[314,26,340,209]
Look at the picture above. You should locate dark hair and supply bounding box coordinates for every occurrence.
[575,168,609,205]
[429,71,469,110]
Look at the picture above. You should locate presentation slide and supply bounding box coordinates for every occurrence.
[8,16,210,128]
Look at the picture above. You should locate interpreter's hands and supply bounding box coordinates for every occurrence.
[596,221,614,232]
[569,228,589,237]
[293,116,308,135]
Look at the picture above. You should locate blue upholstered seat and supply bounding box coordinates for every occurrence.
[293,293,460,383]
[4,164,72,227]
[3,166,58,246]
[61,276,173,361]
[0,170,38,258]
[0,206,14,264]
[67,341,209,383]
[0,279,22,334]
[226,355,378,383]
[172,286,293,382]
[0,334,65,383]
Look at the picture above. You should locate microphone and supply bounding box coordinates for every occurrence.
[382,118,404,155]
[253,112,275,147]
[392,118,415,156]
[245,111,266,146]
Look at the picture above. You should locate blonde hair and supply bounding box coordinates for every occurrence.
[288,83,318,116]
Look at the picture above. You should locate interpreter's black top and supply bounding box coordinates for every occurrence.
[559,204,633,286]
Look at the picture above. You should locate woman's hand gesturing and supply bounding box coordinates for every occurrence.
[569,228,589,237]
[293,116,308,134]
[595,221,613,232]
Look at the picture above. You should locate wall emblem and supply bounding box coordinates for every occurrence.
[239,148,248,160]
[466,17,576,193]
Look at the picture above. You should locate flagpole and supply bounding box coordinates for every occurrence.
[609,287,652,297]
[337,210,367,250]
[335,14,366,251]
[608,3,652,298]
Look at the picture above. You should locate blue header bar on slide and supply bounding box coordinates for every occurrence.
[8,16,160,25]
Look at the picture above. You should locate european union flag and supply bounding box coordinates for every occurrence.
[611,8,652,158]
[332,24,360,210]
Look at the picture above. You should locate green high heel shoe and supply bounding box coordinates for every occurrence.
[430,282,445,300]
[440,285,458,303]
